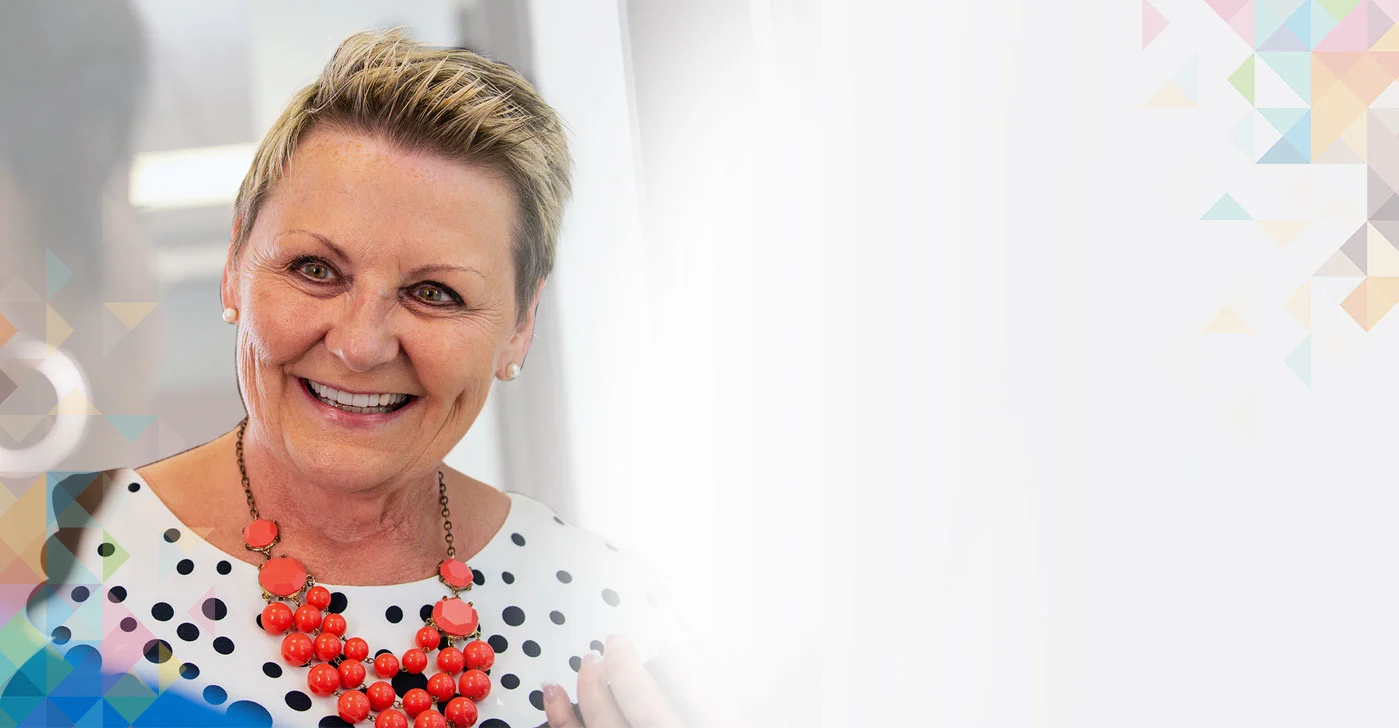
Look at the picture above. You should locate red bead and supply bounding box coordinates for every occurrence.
[415,626,441,651]
[343,636,370,662]
[402,648,428,674]
[431,598,478,637]
[426,672,457,702]
[337,689,371,724]
[375,708,409,728]
[436,647,465,674]
[308,663,340,696]
[457,669,490,702]
[373,652,400,678]
[261,602,294,635]
[366,680,397,711]
[338,658,366,689]
[462,640,494,671]
[258,556,307,597]
[281,632,314,666]
[321,612,347,636]
[293,604,322,632]
[414,710,446,728]
[314,632,342,662]
[444,696,478,727]
[402,687,432,717]
[439,559,473,589]
[305,585,332,609]
[243,518,278,549]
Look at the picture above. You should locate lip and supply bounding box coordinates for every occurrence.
[297,376,418,427]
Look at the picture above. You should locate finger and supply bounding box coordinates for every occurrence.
[541,681,585,728]
[578,649,629,728]
[603,634,687,728]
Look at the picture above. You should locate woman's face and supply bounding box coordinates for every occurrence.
[221,126,537,487]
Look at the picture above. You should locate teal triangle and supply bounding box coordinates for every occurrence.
[1282,112,1312,154]
[104,415,155,442]
[0,694,41,724]
[1259,51,1312,102]
[76,701,106,727]
[44,250,71,299]
[1260,107,1310,133]
[1261,23,1308,49]
[1313,0,1340,45]
[1284,0,1313,47]
[1256,0,1292,45]
[104,673,156,723]
[1203,194,1253,220]
[1259,136,1310,163]
[47,696,99,725]
[2,671,41,697]
[1286,336,1311,385]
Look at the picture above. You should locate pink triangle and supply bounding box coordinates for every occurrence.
[1144,0,1169,48]
[1378,0,1399,20]
[1207,0,1251,21]
[1228,0,1255,45]
[1370,0,1396,47]
[1319,1,1371,51]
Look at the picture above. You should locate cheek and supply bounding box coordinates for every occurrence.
[242,281,326,366]
[403,327,498,399]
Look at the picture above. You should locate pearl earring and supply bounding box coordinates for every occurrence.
[221,307,239,323]
[505,363,521,380]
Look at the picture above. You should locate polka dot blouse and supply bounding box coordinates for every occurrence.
[17,469,674,727]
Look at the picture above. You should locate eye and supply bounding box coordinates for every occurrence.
[293,257,337,282]
[409,282,462,306]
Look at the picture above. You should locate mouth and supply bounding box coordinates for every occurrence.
[299,378,416,415]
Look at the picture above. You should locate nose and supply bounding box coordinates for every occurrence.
[324,288,401,373]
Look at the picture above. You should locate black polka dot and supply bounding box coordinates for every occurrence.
[254,614,263,630]
[590,640,605,654]
[202,598,227,621]
[556,570,572,584]
[51,626,70,644]
[164,528,181,543]
[180,663,200,680]
[419,604,433,622]
[528,689,544,710]
[549,611,565,625]
[488,635,508,653]
[510,533,526,546]
[151,602,173,621]
[176,559,194,575]
[217,560,232,575]
[438,633,450,651]
[472,569,485,586]
[501,571,515,584]
[569,655,581,672]
[70,586,89,602]
[203,685,227,705]
[602,589,620,607]
[328,592,347,613]
[553,515,565,525]
[522,640,540,657]
[176,623,200,641]
[128,482,140,492]
[479,721,510,728]
[262,661,282,678]
[107,586,126,603]
[392,671,428,696]
[120,617,137,632]
[285,691,312,711]
[502,606,525,626]
[385,605,403,623]
[97,543,114,557]
[500,673,520,690]
[374,648,392,657]
[213,636,235,654]
[319,717,352,727]
[143,639,173,664]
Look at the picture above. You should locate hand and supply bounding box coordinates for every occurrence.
[541,633,688,728]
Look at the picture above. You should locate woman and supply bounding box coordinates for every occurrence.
[14,30,700,728]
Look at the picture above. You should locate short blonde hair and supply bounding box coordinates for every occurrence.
[233,29,572,323]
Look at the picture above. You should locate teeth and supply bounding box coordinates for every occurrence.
[305,380,410,412]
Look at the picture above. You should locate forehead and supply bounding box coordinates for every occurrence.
[256,127,517,266]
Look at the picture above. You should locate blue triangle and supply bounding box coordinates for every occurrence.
[1260,23,1308,49]
[1203,194,1252,220]
[1284,0,1313,47]
[1281,112,1311,156]
[1260,107,1310,133]
[1260,136,1310,163]
[104,415,155,443]
[44,251,71,299]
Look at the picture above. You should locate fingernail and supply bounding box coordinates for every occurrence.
[583,650,602,667]
[542,682,561,701]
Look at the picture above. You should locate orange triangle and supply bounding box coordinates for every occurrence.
[1203,307,1252,333]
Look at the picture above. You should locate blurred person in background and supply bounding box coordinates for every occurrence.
[5,26,724,728]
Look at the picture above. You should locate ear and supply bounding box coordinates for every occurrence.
[220,218,242,316]
[498,277,547,379]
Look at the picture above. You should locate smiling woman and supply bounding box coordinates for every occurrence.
[11,29,702,728]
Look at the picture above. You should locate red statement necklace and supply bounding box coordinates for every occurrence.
[236,419,493,728]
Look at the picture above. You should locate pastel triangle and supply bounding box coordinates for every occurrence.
[1203,307,1252,333]
[1259,51,1312,101]
[1285,281,1311,328]
[1203,193,1252,220]
[103,302,156,331]
[1257,219,1307,244]
[1367,222,1399,274]
[1285,336,1312,385]
[1318,0,1372,49]
[1229,55,1256,104]
[1143,0,1169,47]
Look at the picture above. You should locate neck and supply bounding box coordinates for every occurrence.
[232,423,446,585]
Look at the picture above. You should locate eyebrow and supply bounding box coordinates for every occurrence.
[281,228,485,281]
